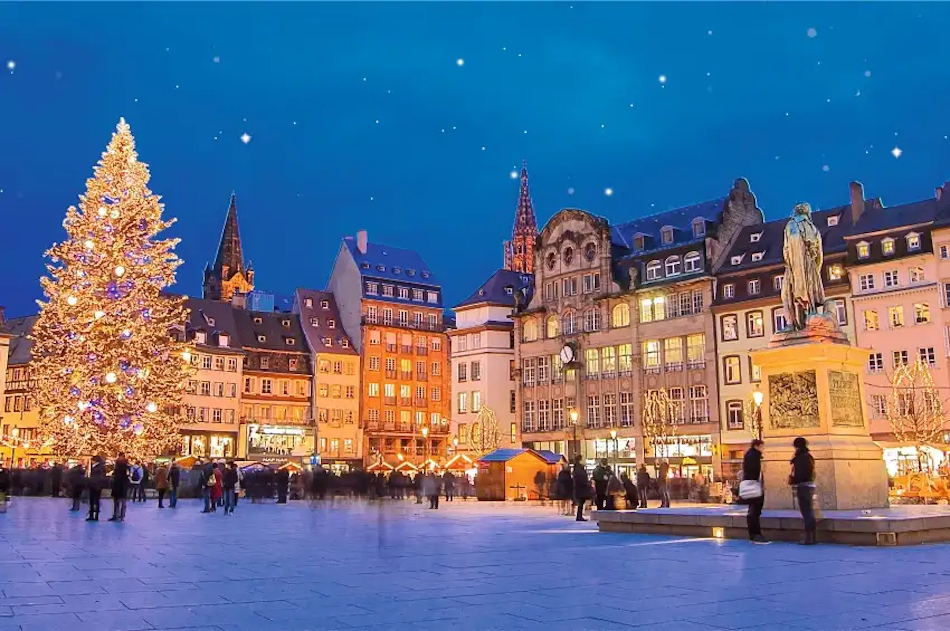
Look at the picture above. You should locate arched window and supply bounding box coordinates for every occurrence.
[684,251,701,273]
[546,315,559,338]
[665,256,681,276]
[584,308,601,332]
[646,260,662,281]
[546,251,557,270]
[612,303,630,328]
[584,242,597,261]
[562,312,576,335]
[522,319,538,342]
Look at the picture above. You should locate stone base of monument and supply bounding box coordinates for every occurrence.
[592,505,950,546]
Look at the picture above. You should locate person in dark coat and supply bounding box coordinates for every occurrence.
[621,473,638,510]
[109,453,129,522]
[67,463,85,511]
[222,462,239,515]
[636,465,651,508]
[790,437,817,545]
[592,459,612,510]
[555,463,573,516]
[743,439,768,543]
[86,455,106,521]
[50,464,63,498]
[275,467,290,504]
[571,455,591,522]
[443,471,456,501]
[168,462,181,508]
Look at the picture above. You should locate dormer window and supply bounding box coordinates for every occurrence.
[907,232,922,251]
[505,285,514,295]
[376,264,386,272]
[398,287,410,299]
[828,265,844,281]
[257,335,266,343]
[195,331,207,344]
[421,271,430,279]
[723,283,735,299]
[731,254,745,266]
[366,282,378,295]
[322,337,332,346]
[751,252,764,262]
[328,319,336,329]
[304,298,313,308]
[646,260,662,281]
[882,238,896,256]
[407,269,416,277]
[393,267,402,274]
[857,241,870,259]
[661,226,674,245]
[289,359,298,370]
[281,319,291,328]
[692,218,706,238]
[665,256,681,276]
[633,234,645,251]
[253,317,263,324]
[750,232,762,243]
[361,262,370,269]
[341,339,349,348]
[320,300,329,309]
[218,334,229,347]
[827,215,840,227]
[285,337,295,346]
[310,317,319,327]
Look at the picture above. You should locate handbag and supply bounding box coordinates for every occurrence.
[738,477,763,501]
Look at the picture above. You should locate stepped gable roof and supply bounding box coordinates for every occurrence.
[183,298,243,351]
[294,289,358,356]
[343,237,440,287]
[611,197,725,256]
[234,308,308,353]
[4,315,38,366]
[455,269,533,309]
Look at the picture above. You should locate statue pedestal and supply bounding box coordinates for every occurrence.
[751,339,889,511]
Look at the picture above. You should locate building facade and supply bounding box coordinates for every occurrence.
[179,299,244,459]
[451,269,532,456]
[235,310,313,461]
[0,316,46,466]
[295,288,362,471]
[329,230,451,465]
[203,193,255,302]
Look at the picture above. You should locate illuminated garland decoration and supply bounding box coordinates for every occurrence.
[31,119,194,461]
[887,358,946,473]
[641,389,679,460]
[468,406,501,456]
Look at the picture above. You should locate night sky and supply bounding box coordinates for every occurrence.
[2,3,949,317]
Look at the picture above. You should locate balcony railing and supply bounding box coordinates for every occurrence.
[401,371,413,380]
[384,396,396,405]
[665,362,683,372]
[414,398,427,407]
[385,369,397,378]
[417,372,428,382]
[643,366,661,375]
[687,359,706,370]
[400,397,412,406]
[363,419,451,434]
[362,316,444,332]
[416,347,428,356]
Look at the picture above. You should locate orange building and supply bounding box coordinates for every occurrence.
[329,230,451,465]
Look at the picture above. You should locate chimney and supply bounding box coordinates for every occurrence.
[936,182,950,201]
[0,306,5,325]
[850,181,865,225]
[356,230,368,254]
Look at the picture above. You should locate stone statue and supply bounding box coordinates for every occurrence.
[781,202,826,330]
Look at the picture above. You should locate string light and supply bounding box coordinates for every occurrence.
[146,402,157,413]
[94,310,105,319]
[105,372,117,383]
[114,265,125,277]
[66,296,78,306]
[83,239,94,251]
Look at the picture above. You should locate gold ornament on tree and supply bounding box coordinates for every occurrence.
[642,389,680,461]
[468,406,501,455]
[31,118,193,461]
[887,358,947,473]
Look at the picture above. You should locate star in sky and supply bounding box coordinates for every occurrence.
[456,58,464,67]
[604,188,614,196]
[240,132,251,144]
[6,60,14,72]
[892,147,903,158]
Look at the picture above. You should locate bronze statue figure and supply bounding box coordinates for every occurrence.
[781,202,826,330]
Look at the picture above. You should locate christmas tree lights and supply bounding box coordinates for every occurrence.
[31,118,192,461]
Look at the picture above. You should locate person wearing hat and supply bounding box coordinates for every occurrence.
[789,437,817,545]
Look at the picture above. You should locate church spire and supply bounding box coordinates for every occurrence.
[203,192,254,301]
[504,160,538,273]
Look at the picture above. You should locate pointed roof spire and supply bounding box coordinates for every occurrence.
[212,192,245,278]
[513,159,538,235]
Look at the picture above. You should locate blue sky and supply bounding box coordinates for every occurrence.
[1,2,948,316]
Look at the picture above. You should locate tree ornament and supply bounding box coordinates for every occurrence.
[114,265,125,277]
[97,207,107,217]
[94,310,105,319]
[83,239,94,251]
[66,295,78,306]
[105,372,117,383]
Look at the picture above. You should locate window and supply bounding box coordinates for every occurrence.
[639,296,665,323]
[833,299,847,326]
[214,357,225,371]
[888,306,904,329]
[750,232,762,243]
[618,344,633,374]
[587,396,601,429]
[563,246,575,266]
[562,277,578,296]
[545,315,560,338]
[457,392,468,414]
[748,279,760,295]
[870,394,887,420]
[431,337,442,351]
[602,347,617,376]
[692,219,706,238]
[585,348,600,377]
[201,355,212,370]
[723,356,742,385]
[721,315,738,341]
[747,311,764,337]
[727,401,744,430]
[583,309,601,332]
[398,287,409,300]
[864,310,879,331]
[893,350,909,368]
[218,334,230,348]
[561,312,576,335]
[458,363,467,382]
[522,319,538,342]
[868,353,884,374]
[750,252,765,263]
[472,391,482,412]
[689,385,709,423]
[226,358,237,372]
[773,275,784,291]
[772,308,788,333]
[200,381,211,396]
[366,282,379,295]
[828,265,844,281]
[687,334,705,367]
[731,255,744,266]
[619,393,633,427]
[427,291,439,304]
[749,358,762,383]
[684,251,701,273]
[884,270,899,288]
[907,232,921,251]
[910,267,925,283]
[919,347,937,367]
[583,272,601,293]
[522,358,536,385]
[412,289,424,301]
[941,245,950,259]
[646,260,662,281]
[857,241,870,259]
[661,226,674,244]
[665,256,681,276]
[723,284,735,299]
[915,303,931,324]
[882,238,896,256]
[859,274,875,291]
[827,215,840,227]
[261,379,272,394]
[664,338,682,369]
[472,361,482,381]
[642,340,661,371]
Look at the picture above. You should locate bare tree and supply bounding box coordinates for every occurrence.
[887,358,946,473]
[642,389,680,463]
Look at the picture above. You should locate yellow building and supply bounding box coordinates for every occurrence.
[0,316,50,466]
[296,289,362,471]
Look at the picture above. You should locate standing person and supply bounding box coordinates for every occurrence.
[636,465,651,508]
[129,461,142,503]
[140,464,150,503]
[790,437,817,545]
[199,462,212,512]
[86,455,106,521]
[168,462,180,508]
[741,439,768,544]
[222,462,238,515]
[555,462,574,516]
[443,471,455,502]
[67,463,85,511]
[109,453,129,522]
[621,473,638,510]
[658,460,671,508]
[154,463,168,508]
[209,463,223,512]
[275,466,290,504]
[571,454,591,522]
[592,459,612,510]
[50,463,63,498]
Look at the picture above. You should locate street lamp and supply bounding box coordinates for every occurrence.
[570,410,579,462]
[421,426,429,463]
[610,429,618,471]
[452,436,459,453]
[751,388,764,442]
[10,428,19,468]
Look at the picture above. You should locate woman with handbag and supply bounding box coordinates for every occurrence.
[740,439,768,544]
[789,437,817,545]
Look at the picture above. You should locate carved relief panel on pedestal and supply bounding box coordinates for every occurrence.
[768,370,819,429]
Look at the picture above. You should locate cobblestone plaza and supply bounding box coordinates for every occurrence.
[3,499,950,630]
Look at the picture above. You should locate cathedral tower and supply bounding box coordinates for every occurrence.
[504,160,538,274]
[203,192,254,301]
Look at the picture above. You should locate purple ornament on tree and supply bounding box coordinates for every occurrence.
[88,353,97,362]
[125,386,135,397]
[69,386,81,397]
[106,281,120,300]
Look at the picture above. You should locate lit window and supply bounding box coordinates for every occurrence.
[882,238,895,256]
[915,303,931,324]
[907,232,921,251]
[828,265,844,281]
[748,279,760,295]
[941,245,950,259]
[721,315,738,341]
[910,267,925,283]
[661,227,674,244]
[646,260,662,281]
[827,215,839,227]
[723,284,735,299]
[684,251,701,272]
[723,356,741,385]
[692,219,706,238]
[857,242,870,259]
[864,310,878,331]
[888,306,904,328]
[747,311,764,337]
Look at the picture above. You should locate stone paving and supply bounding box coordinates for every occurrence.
[4,498,950,631]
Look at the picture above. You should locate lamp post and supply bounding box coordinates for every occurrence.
[10,427,19,468]
[421,426,429,466]
[570,410,579,462]
[452,436,459,454]
[610,429,618,471]
[751,388,764,442]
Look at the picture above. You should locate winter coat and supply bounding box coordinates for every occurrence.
[154,466,168,490]
[572,464,591,500]
[790,448,816,486]
[743,448,763,482]
[223,468,239,490]
[555,469,573,500]
[636,468,650,489]
[111,458,129,498]
[169,465,181,489]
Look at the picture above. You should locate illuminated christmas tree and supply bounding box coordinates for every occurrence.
[32,118,192,460]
